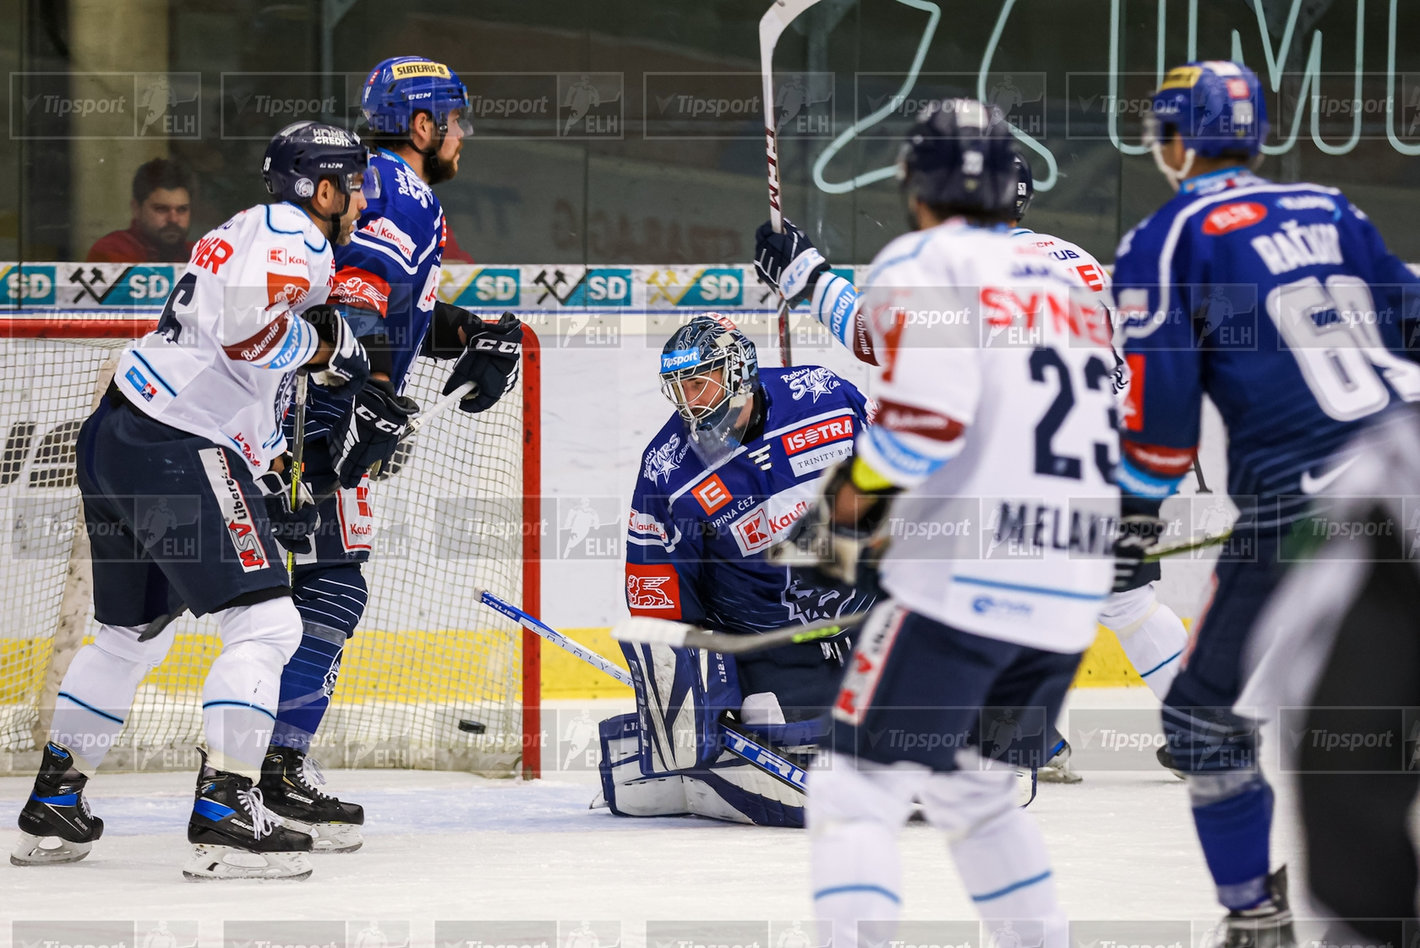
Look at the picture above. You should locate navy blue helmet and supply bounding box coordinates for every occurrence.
[896,98,1020,220]
[262,121,377,204]
[659,314,760,463]
[1011,152,1034,221]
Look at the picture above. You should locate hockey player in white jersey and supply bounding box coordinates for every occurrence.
[771,100,1119,948]
[753,153,1188,785]
[12,122,381,880]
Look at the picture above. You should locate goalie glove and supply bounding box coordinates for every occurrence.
[331,378,419,489]
[256,461,320,556]
[1113,497,1166,593]
[443,312,523,414]
[769,458,898,587]
[302,304,371,395]
[754,218,829,306]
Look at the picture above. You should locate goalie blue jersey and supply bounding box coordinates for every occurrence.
[299,147,446,440]
[626,366,875,634]
[1112,168,1420,526]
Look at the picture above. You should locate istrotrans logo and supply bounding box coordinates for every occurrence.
[781,416,853,455]
[198,447,268,572]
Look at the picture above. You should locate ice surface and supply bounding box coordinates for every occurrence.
[0,691,1308,948]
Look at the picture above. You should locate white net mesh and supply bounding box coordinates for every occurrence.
[0,320,538,775]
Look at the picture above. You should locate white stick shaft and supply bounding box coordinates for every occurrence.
[477,589,634,687]
[410,380,475,435]
[759,0,826,232]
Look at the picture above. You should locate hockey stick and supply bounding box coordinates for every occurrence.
[286,372,309,576]
[1191,458,1212,494]
[613,610,867,656]
[1144,527,1232,562]
[474,589,812,792]
[761,0,827,367]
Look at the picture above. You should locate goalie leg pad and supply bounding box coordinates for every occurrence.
[597,714,807,826]
[621,642,742,772]
[598,713,690,818]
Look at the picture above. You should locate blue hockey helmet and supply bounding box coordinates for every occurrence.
[1011,152,1034,221]
[361,56,471,137]
[1144,61,1268,188]
[896,98,1020,222]
[659,314,760,463]
[262,120,379,232]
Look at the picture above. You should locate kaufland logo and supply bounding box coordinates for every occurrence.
[660,348,700,372]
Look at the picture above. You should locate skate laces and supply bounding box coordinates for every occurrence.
[237,786,278,840]
[297,755,335,800]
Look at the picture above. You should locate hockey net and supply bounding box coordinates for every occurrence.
[0,314,541,777]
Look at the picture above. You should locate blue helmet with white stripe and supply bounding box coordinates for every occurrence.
[659,314,760,463]
[1145,61,1268,187]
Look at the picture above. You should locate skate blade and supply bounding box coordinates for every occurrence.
[11,831,93,866]
[1036,765,1083,784]
[182,844,313,881]
[276,816,362,854]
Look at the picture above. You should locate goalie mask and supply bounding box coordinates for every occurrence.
[659,314,760,466]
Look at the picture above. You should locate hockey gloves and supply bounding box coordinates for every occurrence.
[770,458,897,587]
[754,218,830,306]
[303,304,371,396]
[332,379,419,489]
[257,461,320,556]
[443,312,523,414]
[1113,497,1166,593]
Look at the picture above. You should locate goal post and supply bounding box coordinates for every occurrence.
[0,314,542,779]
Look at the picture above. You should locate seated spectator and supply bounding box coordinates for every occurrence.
[86,158,194,263]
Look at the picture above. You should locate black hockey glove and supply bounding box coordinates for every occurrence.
[754,218,830,306]
[331,379,420,488]
[302,304,371,396]
[443,312,523,414]
[1113,496,1166,593]
[769,458,898,587]
[256,461,320,556]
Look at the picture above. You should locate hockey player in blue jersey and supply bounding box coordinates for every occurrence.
[258,56,523,851]
[598,313,877,826]
[1111,60,1420,948]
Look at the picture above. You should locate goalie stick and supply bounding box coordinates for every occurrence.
[761,0,827,367]
[474,589,812,792]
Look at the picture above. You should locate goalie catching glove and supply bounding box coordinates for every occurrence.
[769,457,899,586]
[257,460,320,556]
[754,218,830,306]
[301,304,371,395]
[443,312,523,414]
[331,379,419,488]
